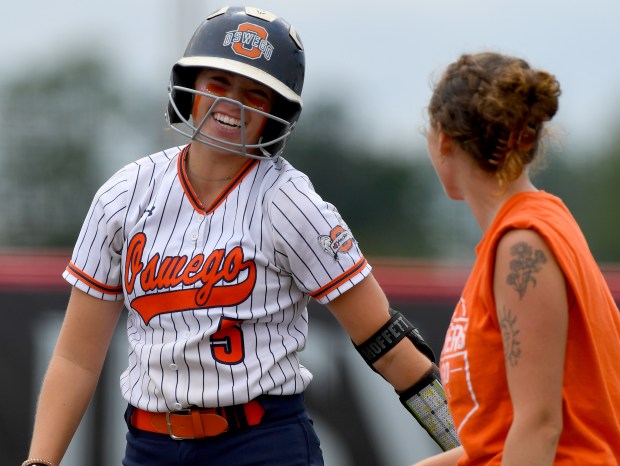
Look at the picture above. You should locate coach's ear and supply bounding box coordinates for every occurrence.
[438,130,456,157]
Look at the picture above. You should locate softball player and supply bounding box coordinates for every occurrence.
[23,7,458,466]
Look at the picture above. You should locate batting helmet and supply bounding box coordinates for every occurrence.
[166,6,305,159]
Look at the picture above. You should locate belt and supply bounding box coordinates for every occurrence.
[130,400,265,440]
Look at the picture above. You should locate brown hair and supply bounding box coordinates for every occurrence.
[428,52,561,184]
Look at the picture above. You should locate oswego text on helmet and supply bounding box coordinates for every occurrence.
[224,23,275,60]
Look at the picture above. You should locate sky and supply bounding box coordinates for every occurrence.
[3,0,620,156]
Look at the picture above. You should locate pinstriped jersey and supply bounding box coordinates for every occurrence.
[63,145,370,412]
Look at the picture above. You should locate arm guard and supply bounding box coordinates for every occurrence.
[399,365,460,451]
[353,309,459,450]
[354,308,436,365]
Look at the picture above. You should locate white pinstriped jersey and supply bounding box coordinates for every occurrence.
[63,144,370,412]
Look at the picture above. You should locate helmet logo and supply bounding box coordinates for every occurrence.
[224,22,274,60]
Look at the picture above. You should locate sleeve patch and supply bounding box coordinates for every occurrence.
[318,223,355,260]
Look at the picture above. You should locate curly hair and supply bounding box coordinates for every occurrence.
[428,52,561,185]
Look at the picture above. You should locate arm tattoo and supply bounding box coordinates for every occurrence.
[499,306,521,367]
[506,241,547,299]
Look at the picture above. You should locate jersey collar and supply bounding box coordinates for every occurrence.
[177,144,259,214]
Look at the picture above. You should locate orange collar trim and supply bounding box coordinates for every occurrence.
[177,145,259,214]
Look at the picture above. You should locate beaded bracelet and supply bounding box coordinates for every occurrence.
[21,459,53,466]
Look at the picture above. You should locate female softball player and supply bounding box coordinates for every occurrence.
[23,6,458,466]
[413,52,620,465]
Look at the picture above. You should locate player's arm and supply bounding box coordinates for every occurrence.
[26,287,124,466]
[493,229,566,465]
[327,274,431,387]
[327,274,459,451]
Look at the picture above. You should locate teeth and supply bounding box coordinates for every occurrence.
[214,113,242,128]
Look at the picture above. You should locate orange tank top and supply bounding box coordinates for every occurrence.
[440,191,620,465]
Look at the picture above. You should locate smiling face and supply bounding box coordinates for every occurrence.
[191,68,275,155]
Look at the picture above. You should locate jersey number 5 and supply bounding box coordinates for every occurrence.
[211,317,245,365]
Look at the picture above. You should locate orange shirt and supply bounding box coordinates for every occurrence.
[440,191,620,465]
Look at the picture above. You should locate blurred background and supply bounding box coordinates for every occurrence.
[2,0,619,465]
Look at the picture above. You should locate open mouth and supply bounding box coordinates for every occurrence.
[213,112,242,129]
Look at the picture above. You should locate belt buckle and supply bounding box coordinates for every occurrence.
[166,408,194,440]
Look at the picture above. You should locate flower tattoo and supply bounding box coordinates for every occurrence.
[506,241,547,299]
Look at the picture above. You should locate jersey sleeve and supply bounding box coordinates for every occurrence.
[269,175,371,304]
[62,165,134,301]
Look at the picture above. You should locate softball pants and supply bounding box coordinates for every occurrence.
[122,394,324,466]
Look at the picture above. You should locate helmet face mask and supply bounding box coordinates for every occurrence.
[168,83,294,159]
[166,6,305,159]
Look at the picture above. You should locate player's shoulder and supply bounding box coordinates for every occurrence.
[259,156,313,192]
[94,146,184,199]
[258,156,335,220]
[104,146,184,183]
[128,146,184,171]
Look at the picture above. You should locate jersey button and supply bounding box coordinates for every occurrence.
[190,231,198,241]
[170,363,178,370]
[174,402,182,410]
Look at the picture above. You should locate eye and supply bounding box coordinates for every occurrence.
[244,89,272,111]
[205,82,228,97]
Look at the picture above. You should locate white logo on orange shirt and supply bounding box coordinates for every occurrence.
[440,297,479,434]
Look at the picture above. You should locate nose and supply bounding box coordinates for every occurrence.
[192,85,236,119]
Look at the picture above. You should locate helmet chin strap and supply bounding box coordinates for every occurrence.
[167,86,291,160]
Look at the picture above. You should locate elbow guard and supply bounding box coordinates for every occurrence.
[354,308,436,365]
[399,365,460,451]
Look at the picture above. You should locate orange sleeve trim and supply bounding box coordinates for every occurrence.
[311,257,368,300]
[66,262,123,295]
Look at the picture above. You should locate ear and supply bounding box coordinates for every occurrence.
[438,130,455,157]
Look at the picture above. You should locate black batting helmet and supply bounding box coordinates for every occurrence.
[166,6,305,159]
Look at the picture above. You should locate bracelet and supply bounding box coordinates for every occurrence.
[21,459,54,466]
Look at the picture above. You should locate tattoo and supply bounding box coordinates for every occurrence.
[499,306,521,367]
[506,241,547,299]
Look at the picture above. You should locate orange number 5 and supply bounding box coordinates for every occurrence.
[211,317,245,365]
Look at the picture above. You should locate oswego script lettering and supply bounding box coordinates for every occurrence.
[125,232,257,324]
